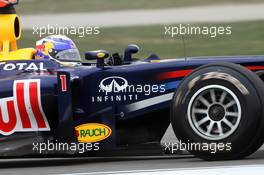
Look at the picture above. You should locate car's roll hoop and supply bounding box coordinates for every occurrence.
[0,14,21,53]
[0,1,20,54]
[0,1,35,61]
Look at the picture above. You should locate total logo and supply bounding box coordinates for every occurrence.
[91,76,165,103]
[75,123,112,143]
[2,62,47,71]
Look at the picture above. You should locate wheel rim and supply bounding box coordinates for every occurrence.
[187,85,242,140]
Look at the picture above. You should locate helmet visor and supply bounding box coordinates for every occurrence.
[55,48,81,62]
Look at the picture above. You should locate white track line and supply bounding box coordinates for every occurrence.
[54,164,264,175]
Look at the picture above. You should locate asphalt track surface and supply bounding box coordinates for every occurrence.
[21,3,264,29]
[1,125,264,175]
[0,151,263,175]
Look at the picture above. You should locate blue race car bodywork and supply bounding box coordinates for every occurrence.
[1,55,264,157]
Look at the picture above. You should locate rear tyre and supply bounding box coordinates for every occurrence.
[171,63,264,160]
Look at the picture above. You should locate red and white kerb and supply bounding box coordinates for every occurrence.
[0,79,50,136]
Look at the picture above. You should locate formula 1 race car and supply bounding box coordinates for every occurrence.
[1,2,264,161]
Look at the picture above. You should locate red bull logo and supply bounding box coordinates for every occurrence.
[0,79,50,136]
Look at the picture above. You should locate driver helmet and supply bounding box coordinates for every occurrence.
[35,35,81,65]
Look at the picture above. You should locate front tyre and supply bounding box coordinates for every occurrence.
[171,63,264,160]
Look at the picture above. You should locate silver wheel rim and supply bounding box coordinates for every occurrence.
[187,85,242,140]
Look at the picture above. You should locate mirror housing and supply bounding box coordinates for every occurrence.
[85,50,109,61]
[85,50,110,68]
[124,44,140,62]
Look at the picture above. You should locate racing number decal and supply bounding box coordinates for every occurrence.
[0,79,50,136]
[60,75,67,92]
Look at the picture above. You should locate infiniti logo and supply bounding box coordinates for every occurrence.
[99,76,128,93]
[93,76,165,103]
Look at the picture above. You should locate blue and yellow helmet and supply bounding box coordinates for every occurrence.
[35,35,81,63]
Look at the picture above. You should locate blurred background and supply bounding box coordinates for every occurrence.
[16,0,264,59]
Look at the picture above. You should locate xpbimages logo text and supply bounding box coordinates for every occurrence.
[33,24,100,38]
[91,76,166,103]
[32,140,100,154]
[165,24,232,38]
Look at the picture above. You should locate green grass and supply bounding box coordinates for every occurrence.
[16,0,264,14]
[18,21,264,59]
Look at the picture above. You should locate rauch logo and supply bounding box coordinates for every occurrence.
[75,123,112,143]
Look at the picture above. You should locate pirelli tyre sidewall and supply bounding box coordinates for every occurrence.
[171,63,264,160]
